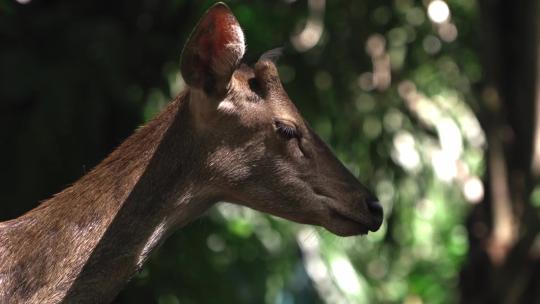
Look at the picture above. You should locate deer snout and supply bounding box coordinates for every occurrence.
[365,197,383,231]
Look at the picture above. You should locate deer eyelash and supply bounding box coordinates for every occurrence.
[274,120,299,140]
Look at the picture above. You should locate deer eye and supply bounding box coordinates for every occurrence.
[274,120,299,140]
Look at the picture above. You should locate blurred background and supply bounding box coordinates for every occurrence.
[1,0,538,303]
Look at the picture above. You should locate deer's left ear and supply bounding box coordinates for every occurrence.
[180,3,245,95]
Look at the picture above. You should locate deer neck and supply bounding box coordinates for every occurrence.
[1,90,215,303]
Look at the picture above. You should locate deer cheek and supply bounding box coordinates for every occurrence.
[286,139,306,161]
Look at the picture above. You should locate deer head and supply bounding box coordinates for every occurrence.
[180,3,383,236]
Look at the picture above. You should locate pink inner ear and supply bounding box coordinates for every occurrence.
[196,7,239,65]
[181,3,244,89]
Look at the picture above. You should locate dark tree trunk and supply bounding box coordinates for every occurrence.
[460,0,540,302]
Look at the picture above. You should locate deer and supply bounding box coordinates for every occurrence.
[0,3,383,303]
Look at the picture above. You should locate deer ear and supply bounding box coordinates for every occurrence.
[180,3,245,95]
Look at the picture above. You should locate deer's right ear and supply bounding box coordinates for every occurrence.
[180,3,245,95]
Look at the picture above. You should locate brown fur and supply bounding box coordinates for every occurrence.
[0,3,382,303]
[0,94,196,303]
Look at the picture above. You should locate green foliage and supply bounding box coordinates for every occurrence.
[1,0,483,303]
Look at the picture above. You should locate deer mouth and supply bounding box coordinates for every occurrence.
[327,208,373,236]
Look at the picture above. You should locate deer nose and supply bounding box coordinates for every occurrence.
[366,198,383,231]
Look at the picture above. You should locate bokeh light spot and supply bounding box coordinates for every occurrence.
[427,0,450,24]
[463,176,484,203]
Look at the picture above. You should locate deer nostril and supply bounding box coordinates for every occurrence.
[366,198,383,231]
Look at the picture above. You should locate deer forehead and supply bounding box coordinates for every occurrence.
[227,65,301,125]
[230,67,253,90]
